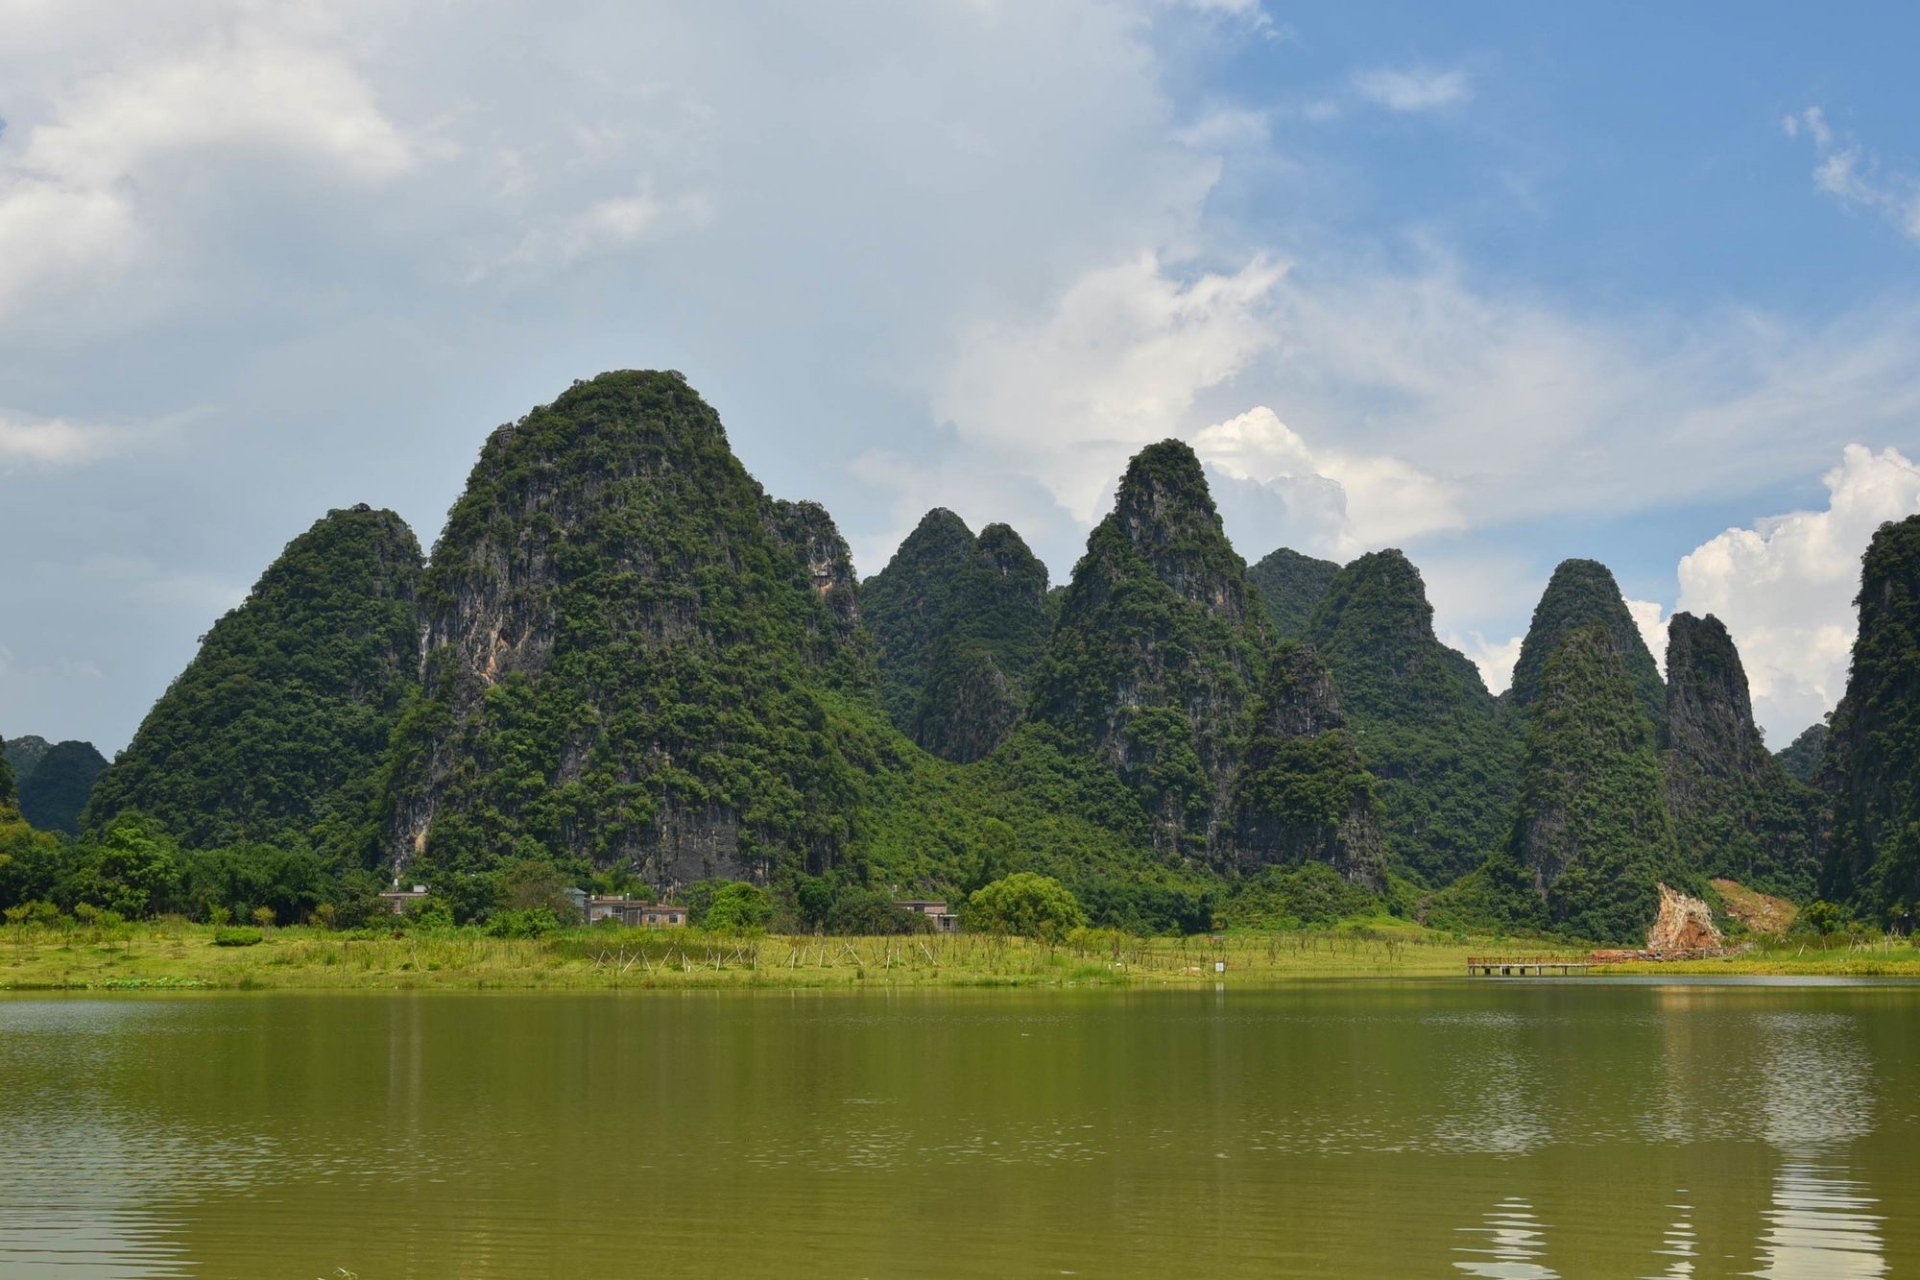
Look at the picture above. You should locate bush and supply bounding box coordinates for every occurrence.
[703,882,774,934]
[213,927,264,947]
[965,873,1085,941]
[487,907,560,939]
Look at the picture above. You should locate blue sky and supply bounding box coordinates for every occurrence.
[3,0,1918,752]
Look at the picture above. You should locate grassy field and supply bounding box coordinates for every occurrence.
[0,918,1501,991]
[4,919,1914,991]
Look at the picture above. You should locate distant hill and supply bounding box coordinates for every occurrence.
[1507,558,1666,733]
[84,504,424,853]
[1775,722,1826,785]
[1305,549,1517,886]
[1247,547,1341,639]
[3,734,53,784]
[18,740,108,835]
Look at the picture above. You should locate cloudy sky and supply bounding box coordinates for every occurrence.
[4,0,1919,753]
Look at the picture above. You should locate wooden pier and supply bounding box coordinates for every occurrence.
[1465,955,1597,977]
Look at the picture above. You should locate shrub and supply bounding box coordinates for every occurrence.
[487,907,560,939]
[702,882,774,934]
[214,927,264,947]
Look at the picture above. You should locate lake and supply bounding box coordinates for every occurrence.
[1,981,1914,1278]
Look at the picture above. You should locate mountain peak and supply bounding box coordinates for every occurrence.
[1508,557,1665,730]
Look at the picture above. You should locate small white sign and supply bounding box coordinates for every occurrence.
[1213,960,1225,974]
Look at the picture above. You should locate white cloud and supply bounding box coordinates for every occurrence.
[1674,445,1920,743]
[1785,105,1920,243]
[933,251,1286,522]
[1456,631,1524,696]
[1625,598,1671,676]
[1192,405,1462,554]
[0,18,416,319]
[1352,66,1473,112]
[0,411,186,467]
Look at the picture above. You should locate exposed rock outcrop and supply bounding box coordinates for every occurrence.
[1645,882,1722,953]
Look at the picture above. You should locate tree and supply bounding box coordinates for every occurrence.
[702,881,774,933]
[79,817,182,918]
[965,872,1085,941]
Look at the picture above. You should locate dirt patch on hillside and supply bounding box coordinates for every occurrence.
[1711,878,1797,936]
[1647,883,1723,953]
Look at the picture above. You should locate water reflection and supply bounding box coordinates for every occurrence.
[1748,1161,1886,1278]
[1745,1009,1887,1278]
[1645,1197,1696,1279]
[1453,1196,1558,1279]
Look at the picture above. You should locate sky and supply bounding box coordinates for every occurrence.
[4,0,1920,753]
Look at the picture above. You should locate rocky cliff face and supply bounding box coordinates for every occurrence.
[1819,514,1920,917]
[1661,612,1820,897]
[1225,643,1388,890]
[1305,549,1517,885]
[85,505,423,852]
[385,371,875,888]
[908,522,1051,762]
[861,508,977,729]
[1029,440,1271,860]
[1507,558,1666,733]
[1247,547,1341,639]
[1509,624,1681,943]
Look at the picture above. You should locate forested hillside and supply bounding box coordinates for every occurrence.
[1304,550,1517,885]
[21,369,1920,942]
[84,505,424,855]
[1028,440,1272,862]
[1247,547,1340,639]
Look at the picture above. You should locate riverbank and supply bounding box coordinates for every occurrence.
[5,921,1913,990]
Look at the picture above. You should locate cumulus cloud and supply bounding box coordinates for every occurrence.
[0,21,416,318]
[1784,105,1920,242]
[1674,445,1920,743]
[933,252,1286,523]
[1352,66,1473,112]
[0,411,189,467]
[1456,631,1525,696]
[1192,405,1462,555]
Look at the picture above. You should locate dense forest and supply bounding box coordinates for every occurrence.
[5,369,1917,944]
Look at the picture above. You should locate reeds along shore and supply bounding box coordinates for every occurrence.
[4,921,1918,991]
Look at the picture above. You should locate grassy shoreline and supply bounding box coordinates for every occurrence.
[4,920,1917,990]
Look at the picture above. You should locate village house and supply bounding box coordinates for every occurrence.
[894,899,960,933]
[583,895,688,928]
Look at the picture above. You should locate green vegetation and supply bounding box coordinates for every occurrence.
[1246,546,1340,639]
[908,523,1051,762]
[1506,625,1683,943]
[861,508,978,729]
[1775,721,1827,784]
[964,872,1086,940]
[83,505,423,857]
[2,734,50,789]
[1506,558,1666,732]
[1821,513,1920,921]
[1028,440,1271,859]
[1305,550,1518,886]
[17,739,106,835]
[1225,643,1387,889]
[385,371,874,884]
[1660,612,1820,899]
[0,735,14,809]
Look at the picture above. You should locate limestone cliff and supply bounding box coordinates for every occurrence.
[384,371,874,887]
[1661,612,1820,898]
[1247,547,1341,640]
[1507,558,1666,734]
[1029,440,1271,860]
[1225,644,1388,890]
[1305,549,1518,885]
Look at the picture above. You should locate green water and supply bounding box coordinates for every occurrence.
[1,982,1915,1278]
